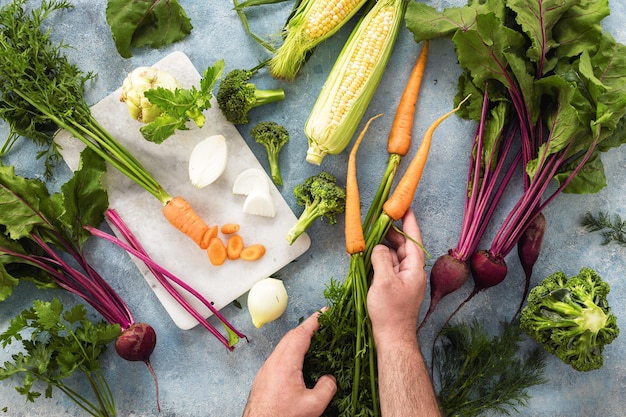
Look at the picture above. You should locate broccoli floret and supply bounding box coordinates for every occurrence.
[519,267,619,372]
[216,67,285,125]
[250,121,289,186]
[286,171,346,245]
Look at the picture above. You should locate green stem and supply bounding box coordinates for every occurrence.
[363,153,401,234]
[85,117,164,191]
[11,87,171,204]
[351,255,365,412]
[54,378,113,417]
[363,213,393,273]
[233,0,276,53]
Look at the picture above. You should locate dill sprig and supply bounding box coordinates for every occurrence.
[581,211,626,246]
[434,320,547,417]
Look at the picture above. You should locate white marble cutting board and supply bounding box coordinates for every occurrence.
[55,51,310,330]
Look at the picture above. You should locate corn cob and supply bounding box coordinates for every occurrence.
[304,0,407,165]
[269,0,370,81]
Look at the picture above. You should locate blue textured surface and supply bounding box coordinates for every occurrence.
[1,1,625,416]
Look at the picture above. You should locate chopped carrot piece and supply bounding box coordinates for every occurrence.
[221,223,241,234]
[226,235,244,260]
[207,237,227,266]
[240,244,266,261]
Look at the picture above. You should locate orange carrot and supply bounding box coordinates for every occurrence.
[240,244,266,261]
[226,234,244,260]
[362,42,430,232]
[383,95,470,221]
[207,237,227,266]
[387,41,429,156]
[221,223,240,234]
[345,114,383,255]
[162,196,217,249]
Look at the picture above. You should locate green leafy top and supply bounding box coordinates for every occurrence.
[405,0,626,194]
[0,298,120,414]
[0,148,108,300]
[0,0,169,202]
[139,60,225,144]
[105,0,193,58]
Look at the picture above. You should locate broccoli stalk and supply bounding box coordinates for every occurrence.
[216,62,285,125]
[286,171,346,245]
[519,267,619,372]
[250,121,289,186]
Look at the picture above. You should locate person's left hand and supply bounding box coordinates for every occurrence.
[242,311,337,417]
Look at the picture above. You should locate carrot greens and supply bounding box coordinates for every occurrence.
[0,0,166,201]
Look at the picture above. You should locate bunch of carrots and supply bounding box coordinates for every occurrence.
[304,41,467,417]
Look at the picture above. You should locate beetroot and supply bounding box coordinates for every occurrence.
[418,252,470,330]
[514,212,546,318]
[517,212,546,281]
[116,323,160,411]
[115,322,157,362]
[469,250,508,290]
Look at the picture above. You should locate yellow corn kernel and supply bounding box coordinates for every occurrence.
[305,0,405,165]
[269,0,368,81]
[327,7,393,128]
[304,0,363,39]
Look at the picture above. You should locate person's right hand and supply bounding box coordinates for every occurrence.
[367,209,426,344]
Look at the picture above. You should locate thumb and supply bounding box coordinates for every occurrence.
[307,374,337,412]
[370,245,394,283]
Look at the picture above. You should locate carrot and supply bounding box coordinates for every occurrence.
[221,223,240,234]
[362,42,430,231]
[240,244,266,261]
[382,95,470,221]
[207,237,227,266]
[346,114,383,255]
[162,196,217,249]
[387,40,429,156]
[226,234,244,260]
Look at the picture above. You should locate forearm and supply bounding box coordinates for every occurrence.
[375,338,442,417]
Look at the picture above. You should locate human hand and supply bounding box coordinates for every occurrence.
[242,311,337,417]
[368,209,426,345]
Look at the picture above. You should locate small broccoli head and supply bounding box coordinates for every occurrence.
[520,267,619,372]
[216,69,285,125]
[286,171,346,245]
[250,121,290,186]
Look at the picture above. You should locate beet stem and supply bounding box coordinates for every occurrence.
[86,209,247,349]
[145,359,160,413]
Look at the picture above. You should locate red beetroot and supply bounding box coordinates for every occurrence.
[514,212,546,318]
[418,252,470,330]
[116,323,160,411]
[115,322,157,362]
[469,249,508,290]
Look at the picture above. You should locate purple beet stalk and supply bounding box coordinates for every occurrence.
[85,209,247,350]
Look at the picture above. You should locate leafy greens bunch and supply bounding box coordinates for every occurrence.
[0,299,121,417]
[405,0,626,318]
[106,0,193,58]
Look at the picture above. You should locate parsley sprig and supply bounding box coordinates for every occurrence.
[0,298,121,417]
